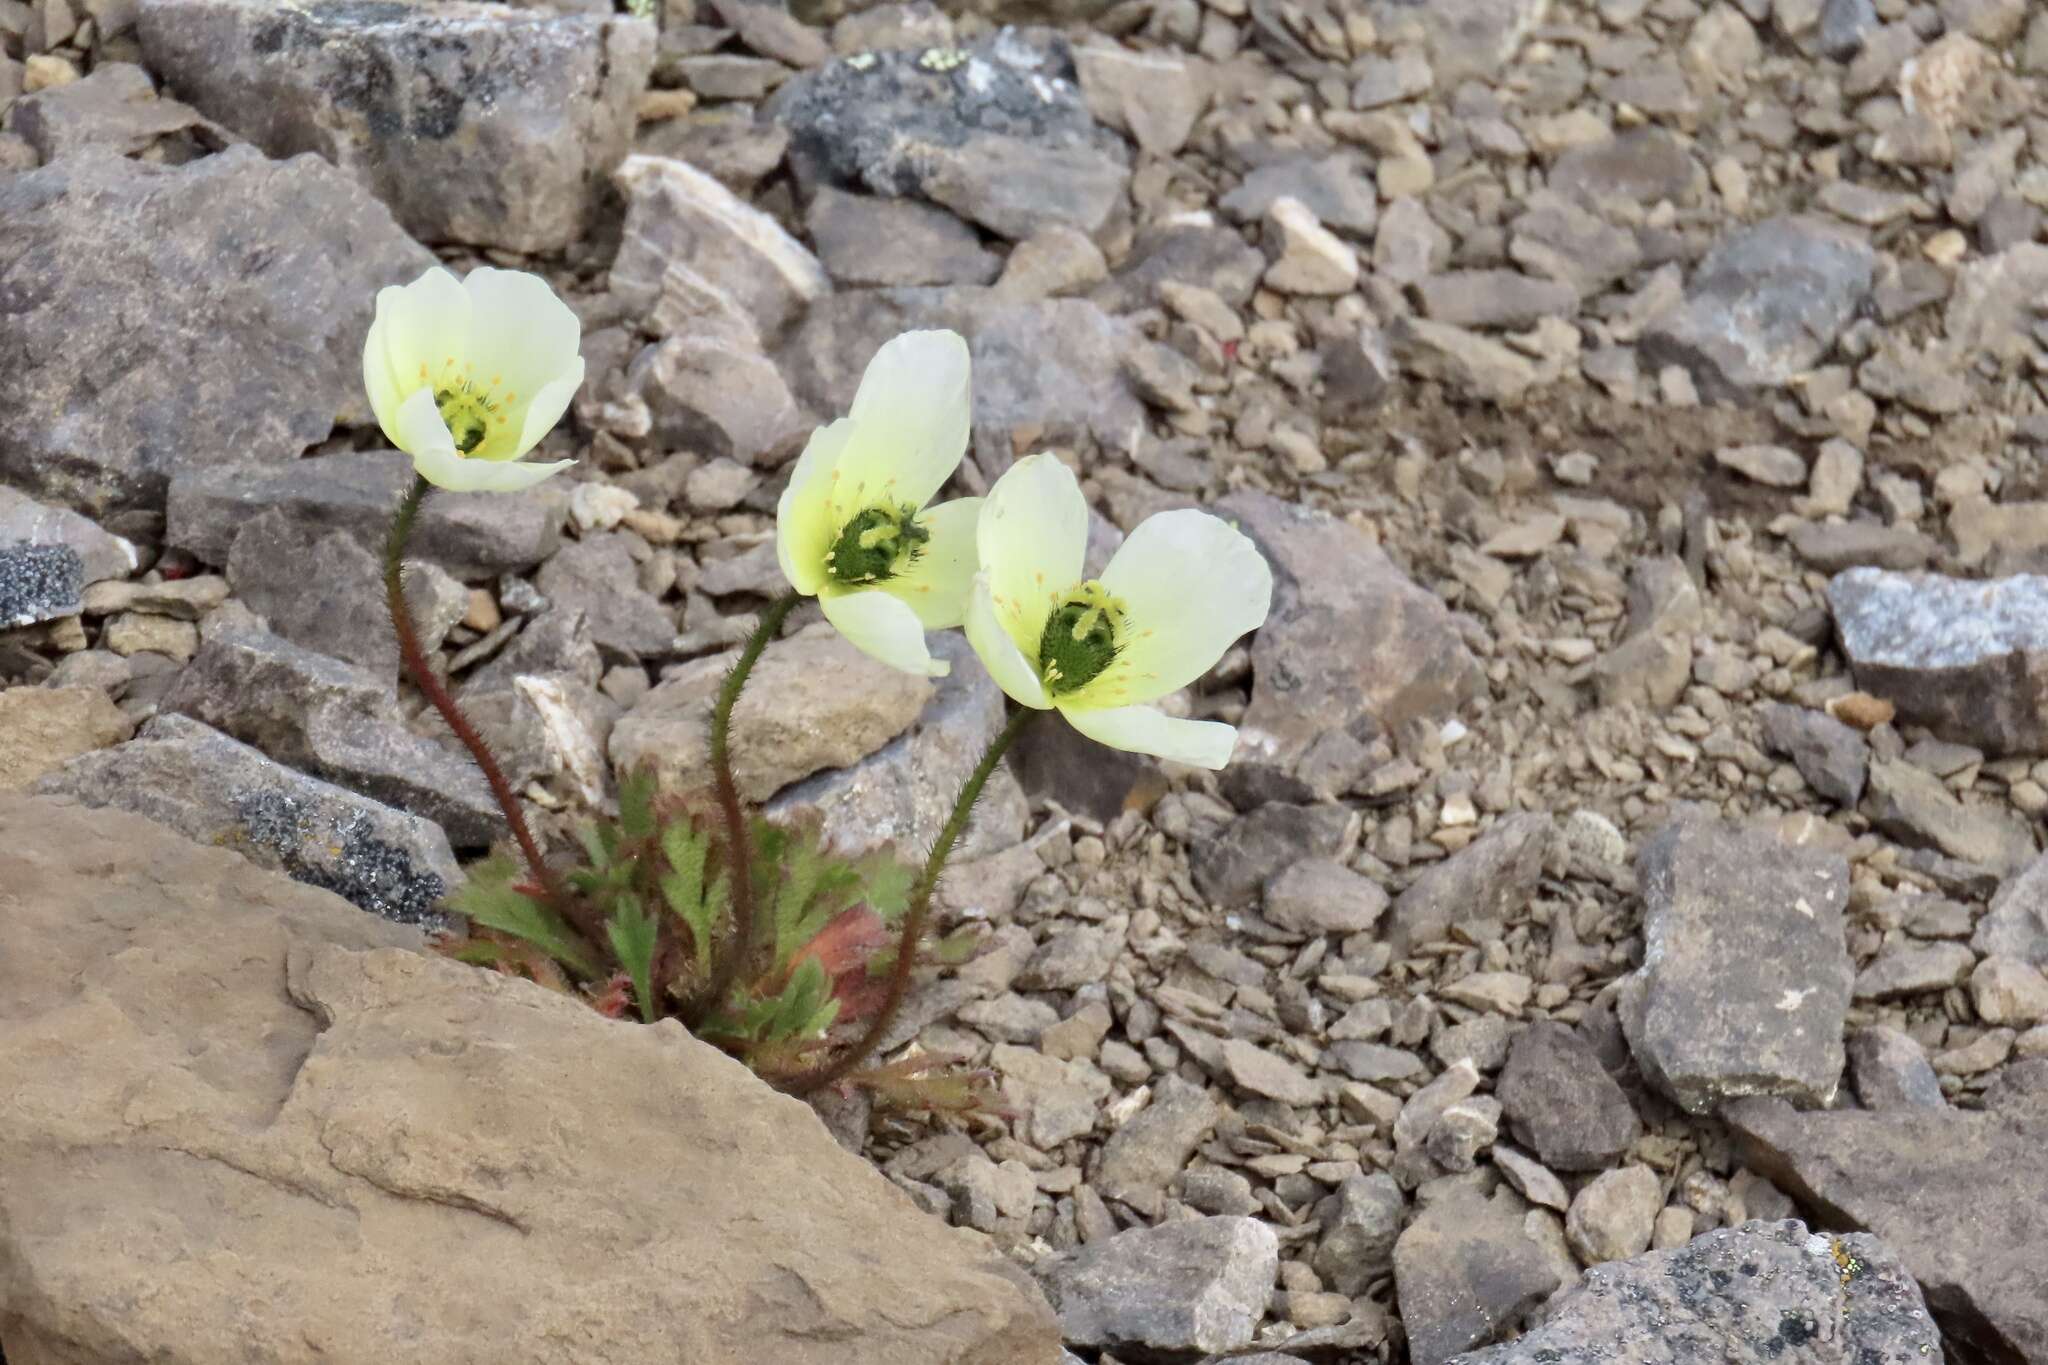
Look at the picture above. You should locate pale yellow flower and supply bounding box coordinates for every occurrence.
[965,453,1272,769]
[363,266,583,493]
[775,330,980,677]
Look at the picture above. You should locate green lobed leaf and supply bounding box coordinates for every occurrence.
[445,857,605,981]
[606,892,661,1024]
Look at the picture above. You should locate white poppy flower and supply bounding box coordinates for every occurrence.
[775,329,981,677]
[363,266,584,494]
[965,452,1272,770]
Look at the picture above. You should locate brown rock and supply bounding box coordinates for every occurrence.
[0,793,1062,1365]
[0,685,133,790]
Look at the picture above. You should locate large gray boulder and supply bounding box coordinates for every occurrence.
[140,0,654,252]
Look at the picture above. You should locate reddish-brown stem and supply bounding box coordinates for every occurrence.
[786,703,1033,1095]
[681,591,801,1029]
[383,475,572,917]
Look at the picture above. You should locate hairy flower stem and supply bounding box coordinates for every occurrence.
[383,475,571,917]
[684,590,802,1029]
[788,703,1035,1095]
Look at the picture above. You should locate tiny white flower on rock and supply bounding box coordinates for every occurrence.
[775,329,981,677]
[966,452,1272,769]
[362,266,584,494]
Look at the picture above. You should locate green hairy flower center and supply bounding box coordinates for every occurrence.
[1039,582,1124,695]
[436,380,499,456]
[827,504,927,585]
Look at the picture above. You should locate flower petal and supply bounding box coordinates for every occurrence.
[1088,508,1274,707]
[976,452,1088,662]
[369,267,469,445]
[776,417,855,597]
[965,574,1051,710]
[1061,703,1240,769]
[819,587,949,677]
[461,267,584,395]
[880,496,981,630]
[398,388,573,493]
[827,330,971,524]
[505,357,583,461]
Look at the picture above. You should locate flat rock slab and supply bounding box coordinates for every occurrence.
[0,487,138,589]
[34,713,459,925]
[140,0,654,253]
[1729,1095,2048,1365]
[167,451,566,580]
[1618,812,1853,1114]
[1394,1185,1560,1365]
[1641,215,1876,401]
[1829,567,2048,755]
[1977,851,2048,966]
[1451,1219,1942,1365]
[1220,491,1486,786]
[0,146,433,517]
[1036,1215,1278,1356]
[0,793,1060,1365]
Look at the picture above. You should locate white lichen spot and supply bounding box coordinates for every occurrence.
[1778,987,1817,1011]
[1794,896,1815,918]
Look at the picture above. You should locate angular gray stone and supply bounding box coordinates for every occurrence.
[140,0,654,253]
[1037,1215,1278,1356]
[1395,1184,1560,1365]
[1190,802,1353,911]
[1365,0,1544,82]
[1565,1165,1659,1265]
[163,626,500,846]
[1729,1096,2048,1365]
[1312,1172,1405,1295]
[1853,940,1976,1000]
[1220,155,1377,235]
[1846,1026,1946,1110]
[1262,858,1390,936]
[0,147,434,517]
[166,451,566,580]
[1829,567,2048,755]
[1415,270,1580,331]
[771,32,1129,241]
[1759,702,1869,806]
[1092,1074,1222,1218]
[1386,814,1554,957]
[6,60,224,162]
[1975,852,2048,966]
[228,509,402,676]
[767,634,1026,863]
[0,487,138,590]
[610,153,828,337]
[778,287,1142,455]
[34,713,458,925]
[1496,1022,1641,1172]
[806,185,1001,288]
[0,544,85,630]
[628,335,804,466]
[1862,757,2036,874]
[1220,491,1485,787]
[1618,813,1854,1114]
[1641,215,1877,401]
[1089,220,1266,312]
[1548,128,1701,207]
[1452,1219,1942,1365]
[533,533,676,660]
[1787,522,1939,575]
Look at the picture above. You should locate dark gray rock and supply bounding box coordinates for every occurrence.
[1759,702,1869,806]
[1786,521,1938,574]
[1088,219,1266,312]
[0,488,138,591]
[1414,270,1580,330]
[805,185,1001,287]
[533,534,676,661]
[1547,128,1701,207]
[167,451,566,580]
[1862,757,2036,874]
[1452,1219,1941,1365]
[1009,706,1156,823]
[770,31,1129,240]
[1845,1026,1946,1111]
[1219,492,1486,789]
[1092,1074,1222,1218]
[778,286,1141,456]
[1220,155,1377,235]
[1976,852,2048,966]
[139,0,654,253]
[1496,1022,1641,1172]
[1729,1096,2048,1365]
[1312,1172,1405,1296]
[0,147,434,517]
[33,714,458,925]
[1618,813,1853,1114]
[1394,1184,1560,1365]
[0,545,85,630]
[1262,858,1390,936]
[1818,0,1877,58]
[227,510,399,676]
[1641,216,1877,401]
[1037,1215,1278,1356]
[1385,814,1554,957]
[164,626,499,846]
[1829,567,2048,755]
[7,60,226,163]
[625,335,804,466]
[1189,802,1353,911]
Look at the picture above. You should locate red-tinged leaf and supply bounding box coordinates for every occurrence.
[589,972,635,1019]
[791,905,891,988]
[850,1056,1006,1116]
